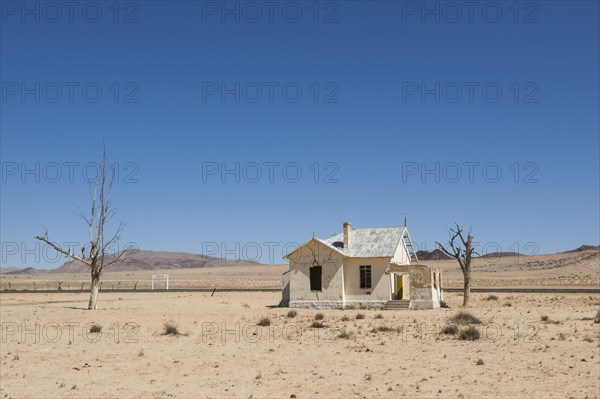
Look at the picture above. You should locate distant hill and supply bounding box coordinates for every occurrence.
[51,249,263,273]
[561,245,600,253]
[5,267,49,275]
[0,266,21,274]
[417,250,527,260]
[416,249,452,261]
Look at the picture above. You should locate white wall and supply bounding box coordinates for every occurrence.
[391,240,411,264]
[342,257,391,301]
[287,240,345,302]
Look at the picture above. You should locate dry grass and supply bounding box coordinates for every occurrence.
[373,326,395,333]
[257,317,271,327]
[450,311,481,325]
[286,310,297,318]
[541,315,561,324]
[459,326,481,341]
[338,330,353,339]
[161,322,182,336]
[442,324,459,335]
[89,324,102,333]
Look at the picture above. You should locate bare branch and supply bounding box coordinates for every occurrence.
[435,241,456,257]
[34,235,92,266]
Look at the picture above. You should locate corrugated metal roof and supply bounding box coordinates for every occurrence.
[323,227,406,258]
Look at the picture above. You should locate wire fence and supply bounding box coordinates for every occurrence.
[0,279,282,292]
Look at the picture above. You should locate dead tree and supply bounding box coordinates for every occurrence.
[35,149,129,310]
[436,222,477,307]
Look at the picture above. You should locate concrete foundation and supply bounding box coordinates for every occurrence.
[409,300,441,309]
[288,300,386,309]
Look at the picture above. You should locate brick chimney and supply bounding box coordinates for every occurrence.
[343,221,351,249]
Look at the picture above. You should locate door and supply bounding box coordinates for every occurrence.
[395,274,403,299]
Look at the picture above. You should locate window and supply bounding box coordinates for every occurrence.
[360,265,372,289]
[309,266,322,291]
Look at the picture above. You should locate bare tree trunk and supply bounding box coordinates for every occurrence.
[463,271,471,307]
[88,275,100,310]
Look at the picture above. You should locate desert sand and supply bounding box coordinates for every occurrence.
[1,291,599,398]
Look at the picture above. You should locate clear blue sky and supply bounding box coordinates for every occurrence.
[1,0,599,268]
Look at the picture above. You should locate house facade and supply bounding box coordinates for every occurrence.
[281,222,443,309]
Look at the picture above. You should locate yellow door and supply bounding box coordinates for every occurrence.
[395,274,403,299]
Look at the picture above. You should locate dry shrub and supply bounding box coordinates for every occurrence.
[162,322,182,336]
[476,359,484,365]
[341,315,350,322]
[541,315,560,324]
[485,295,498,301]
[442,324,459,335]
[356,313,365,320]
[315,313,324,320]
[374,326,395,333]
[287,310,297,318]
[459,326,481,341]
[311,321,325,329]
[450,311,481,325]
[89,324,102,333]
[374,314,384,319]
[257,317,271,327]
[338,330,353,339]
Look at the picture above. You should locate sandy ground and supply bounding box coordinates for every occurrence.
[431,250,600,288]
[0,265,288,291]
[1,291,599,398]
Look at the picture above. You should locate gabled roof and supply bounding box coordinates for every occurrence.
[283,237,347,259]
[284,226,407,259]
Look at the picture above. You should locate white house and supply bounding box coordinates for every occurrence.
[281,222,443,309]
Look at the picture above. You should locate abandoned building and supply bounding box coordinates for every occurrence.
[280,222,443,309]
